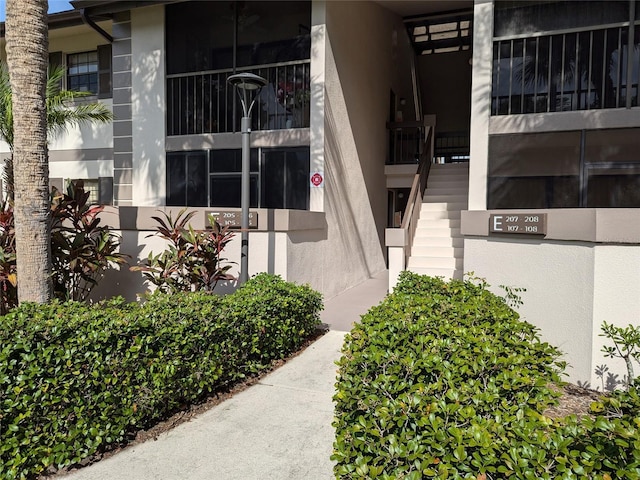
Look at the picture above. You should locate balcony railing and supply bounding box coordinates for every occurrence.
[386,121,425,165]
[167,60,311,136]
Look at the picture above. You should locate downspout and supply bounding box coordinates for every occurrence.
[80,9,113,43]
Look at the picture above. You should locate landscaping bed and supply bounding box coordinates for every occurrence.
[0,274,322,480]
[333,272,640,479]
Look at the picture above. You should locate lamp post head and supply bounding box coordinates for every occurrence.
[227,72,268,91]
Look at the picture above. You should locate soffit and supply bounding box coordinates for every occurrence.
[376,0,473,18]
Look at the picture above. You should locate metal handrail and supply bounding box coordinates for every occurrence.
[400,126,433,263]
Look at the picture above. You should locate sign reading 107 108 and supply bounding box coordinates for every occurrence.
[489,213,547,235]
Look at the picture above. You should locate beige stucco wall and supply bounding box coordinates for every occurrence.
[318,0,415,296]
[90,207,325,301]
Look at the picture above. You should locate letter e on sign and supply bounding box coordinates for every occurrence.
[492,215,503,232]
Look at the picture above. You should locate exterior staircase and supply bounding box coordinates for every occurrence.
[406,163,469,280]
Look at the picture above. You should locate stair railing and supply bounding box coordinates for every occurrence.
[385,119,434,291]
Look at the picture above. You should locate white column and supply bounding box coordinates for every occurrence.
[309,1,326,212]
[468,0,494,210]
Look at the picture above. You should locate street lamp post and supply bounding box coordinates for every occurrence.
[227,72,267,284]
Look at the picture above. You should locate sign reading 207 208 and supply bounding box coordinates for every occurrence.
[489,213,547,235]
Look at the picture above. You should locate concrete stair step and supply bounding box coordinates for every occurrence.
[424,187,469,196]
[408,256,462,269]
[420,201,467,211]
[412,236,464,247]
[410,246,464,257]
[431,164,469,170]
[428,173,469,180]
[423,194,468,203]
[416,218,461,229]
[430,165,469,170]
[406,266,464,281]
[426,179,469,187]
[413,226,461,237]
[419,209,461,220]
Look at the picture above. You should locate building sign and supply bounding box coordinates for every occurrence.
[489,213,547,235]
[310,172,324,187]
[207,211,258,229]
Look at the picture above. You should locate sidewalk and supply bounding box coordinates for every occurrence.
[321,270,389,332]
[62,271,389,480]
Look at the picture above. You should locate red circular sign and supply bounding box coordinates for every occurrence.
[311,172,323,187]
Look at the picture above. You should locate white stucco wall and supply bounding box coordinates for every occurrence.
[464,238,595,383]
[131,5,166,206]
[591,245,640,389]
[0,27,114,193]
[464,237,640,387]
[48,158,113,180]
[309,1,326,212]
[0,27,114,157]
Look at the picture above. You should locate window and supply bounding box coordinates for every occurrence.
[166,147,310,209]
[491,1,640,114]
[488,128,640,208]
[80,179,100,205]
[57,178,113,205]
[68,51,98,94]
[66,44,112,97]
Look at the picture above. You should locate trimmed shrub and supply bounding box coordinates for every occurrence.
[333,272,640,479]
[0,274,321,479]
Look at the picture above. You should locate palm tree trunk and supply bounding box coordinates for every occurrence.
[5,0,52,304]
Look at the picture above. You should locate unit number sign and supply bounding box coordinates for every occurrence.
[489,213,547,235]
[207,211,258,229]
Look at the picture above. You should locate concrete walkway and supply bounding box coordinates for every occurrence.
[62,271,389,480]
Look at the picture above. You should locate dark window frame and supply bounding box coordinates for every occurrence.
[488,128,640,208]
[166,147,310,210]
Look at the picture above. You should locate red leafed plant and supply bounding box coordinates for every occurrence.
[0,181,128,312]
[50,180,129,302]
[0,201,17,314]
[131,208,236,294]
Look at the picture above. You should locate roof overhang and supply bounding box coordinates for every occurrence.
[1,0,180,38]
[0,10,85,37]
[71,0,182,17]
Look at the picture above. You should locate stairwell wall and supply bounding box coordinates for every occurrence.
[300,0,415,297]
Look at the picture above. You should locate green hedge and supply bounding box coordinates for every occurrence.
[0,273,322,479]
[333,272,640,479]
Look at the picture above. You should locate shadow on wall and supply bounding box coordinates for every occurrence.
[324,2,391,251]
[131,48,165,205]
[324,92,375,286]
[88,228,147,302]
